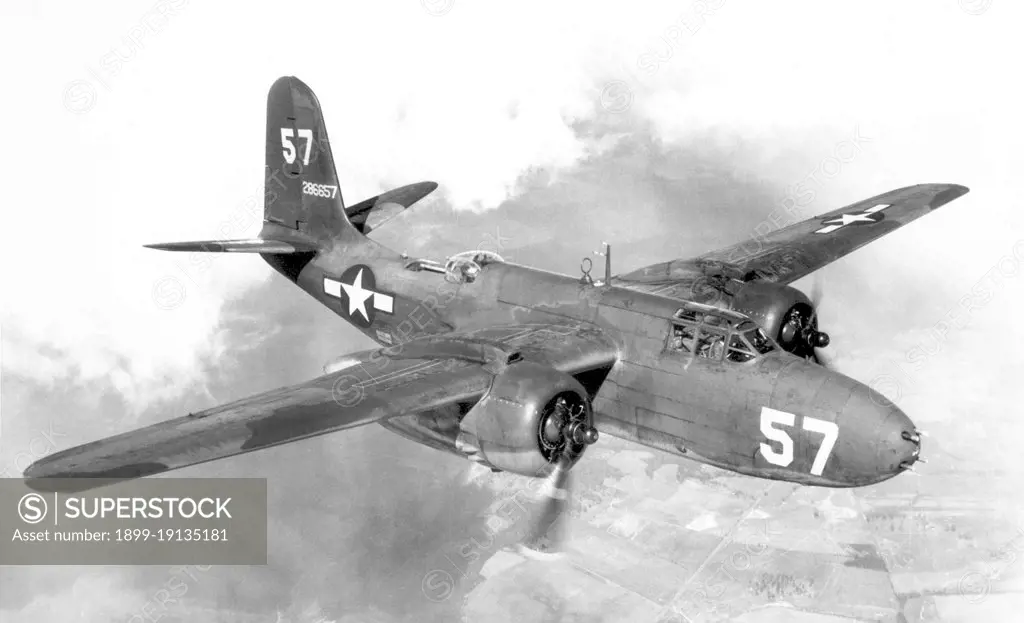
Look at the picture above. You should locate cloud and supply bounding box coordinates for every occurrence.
[3,0,1021,405]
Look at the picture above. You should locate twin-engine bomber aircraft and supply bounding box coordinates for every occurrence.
[27,77,968,550]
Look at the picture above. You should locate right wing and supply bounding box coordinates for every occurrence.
[617,184,969,298]
[25,321,617,491]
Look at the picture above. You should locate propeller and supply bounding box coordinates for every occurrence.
[812,344,836,369]
[809,273,824,310]
[521,396,598,555]
[807,276,834,368]
[520,454,573,554]
[778,276,832,366]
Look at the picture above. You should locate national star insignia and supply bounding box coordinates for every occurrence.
[341,268,375,321]
[814,203,891,235]
[323,267,394,323]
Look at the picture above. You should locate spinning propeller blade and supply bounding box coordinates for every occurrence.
[521,455,573,554]
[807,275,833,367]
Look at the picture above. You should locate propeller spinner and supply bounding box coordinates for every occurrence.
[779,299,831,364]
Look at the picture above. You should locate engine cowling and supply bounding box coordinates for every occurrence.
[456,361,598,477]
[729,282,829,358]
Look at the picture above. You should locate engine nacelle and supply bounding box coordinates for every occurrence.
[729,281,827,357]
[456,361,596,478]
[730,282,811,338]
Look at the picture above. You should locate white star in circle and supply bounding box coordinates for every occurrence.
[814,204,890,234]
[824,213,878,226]
[340,269,374,321]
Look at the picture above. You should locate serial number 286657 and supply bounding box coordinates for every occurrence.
[302,181,338,199]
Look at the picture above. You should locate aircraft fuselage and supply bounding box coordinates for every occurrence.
[273,241,921,488]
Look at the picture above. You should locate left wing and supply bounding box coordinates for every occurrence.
[617,184,969,297]
[25,321,617,491]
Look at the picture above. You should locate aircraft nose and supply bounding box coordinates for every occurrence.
[841,384,922,480]
[875,404,922,475]
[767,357,923,485]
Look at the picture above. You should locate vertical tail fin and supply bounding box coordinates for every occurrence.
[262,76,358,243]
[145,77,365,255]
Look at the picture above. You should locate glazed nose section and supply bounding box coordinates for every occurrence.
[875,403,922,475]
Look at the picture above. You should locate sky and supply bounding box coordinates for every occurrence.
[1,0,1022,621]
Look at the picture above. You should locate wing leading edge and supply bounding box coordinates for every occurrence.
[25,321,618,492]
[618,183,969,296]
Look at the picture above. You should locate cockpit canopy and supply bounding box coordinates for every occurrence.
[667,304,776,363]
[444,250,505,284]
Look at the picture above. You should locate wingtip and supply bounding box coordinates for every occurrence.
[22,458,45,480]
[142,242,194,251]
[405,180,439,195]
[939,183,970,195]
[929,183,971,210]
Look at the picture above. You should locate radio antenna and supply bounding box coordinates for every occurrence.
[594,242,611,287]
[589,243,610,286]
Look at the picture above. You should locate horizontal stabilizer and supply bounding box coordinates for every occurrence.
[347,181,438,233]
[143,238,318,253]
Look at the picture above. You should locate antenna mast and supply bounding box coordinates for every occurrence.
[593,242,611,287]
[604,242,611,287]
